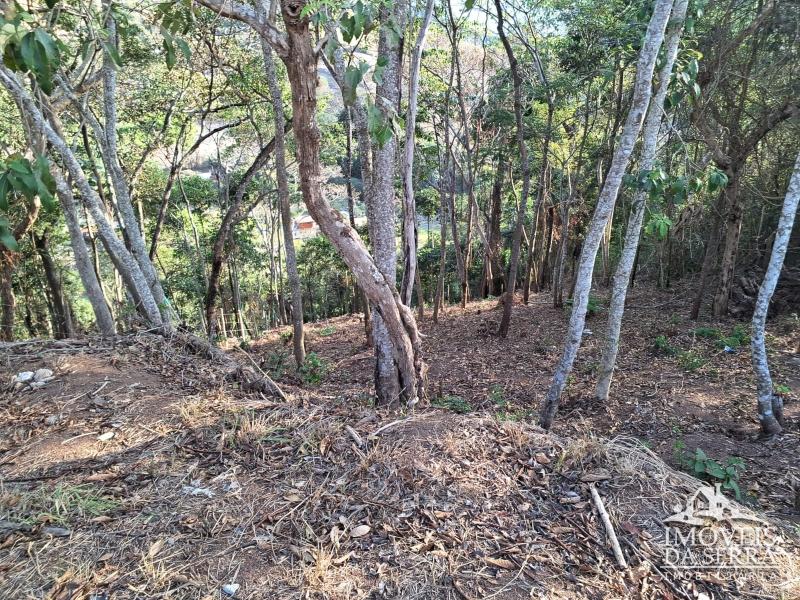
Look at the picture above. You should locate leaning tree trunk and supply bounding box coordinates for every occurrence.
[400,0,435,307]
[99,5,172,327]
[595,0,688,402]
[277,0,425,405]
[540,0,675,429]
[0,66,165,330]
[751,152,800,436]
[496,0,532,339]
[260,0,306,367]
[54,173,116,335]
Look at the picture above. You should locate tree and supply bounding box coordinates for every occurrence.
[495,0,532,339]
[540,0,676,429]
[751,151,800,436]
[195,0,426,405]
[259,0,306,368]
[595,0,689,401]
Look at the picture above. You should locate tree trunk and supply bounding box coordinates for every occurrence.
[0,258,14,341]
[712,171,744,316]
[751,152,800,436]
[55,173,116,335]
[34,229,75,339]
[524,101,555,303]
[276,0,425,405]
[496,0,533,339]
[260,0,306,366]
[367,2,407,404]
[483,152,505,298]
[400,0,435,306]
[540,0,674,429]
[595,0,688,402]
[98,5,173,327]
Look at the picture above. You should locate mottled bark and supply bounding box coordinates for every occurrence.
[540,0,674,429]
[595,0,688,402]
[98,6,172,327]
[367,2,407,404]
[751,152,800,436]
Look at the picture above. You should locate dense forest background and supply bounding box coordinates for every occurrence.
[0,0,798,423]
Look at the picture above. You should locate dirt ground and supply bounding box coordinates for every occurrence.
[1,285,798,599]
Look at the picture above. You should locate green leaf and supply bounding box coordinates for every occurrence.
[161,28,176,69]
[342,61,369,106]
[367,103,393,148]
[175,37,191,61]
[705,460,725,480]
[373,56,388,85]
[33,155,56,209]
[101,41,123,68]
[0,223,18,251]
[0,174,9,211]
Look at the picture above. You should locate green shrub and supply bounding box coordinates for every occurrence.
[298,352,328,385]
[432,395,472,414]
[654,334,677,355]
[674,442,745,500]
[694,326,721,339]
[718,324,749,349]
[319,325,336,337]
[677,350,706,371]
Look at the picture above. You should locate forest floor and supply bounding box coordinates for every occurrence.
[1,284,799,599]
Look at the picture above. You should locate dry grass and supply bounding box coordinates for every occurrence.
[1,327,798,599]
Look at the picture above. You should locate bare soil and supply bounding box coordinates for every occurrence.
[1,285,798,599]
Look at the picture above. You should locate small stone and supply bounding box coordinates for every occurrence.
[29,381,47,390]
[221,583,240,596]
[34,368,54,382]
[42,526,72,537]
[97,431,115,442]
[182,485,215,498]
[14,371,34,383]
[45,415,62,426]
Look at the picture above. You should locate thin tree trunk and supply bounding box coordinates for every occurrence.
[751,152,800,436]
[484,152,505,297]
[712,171,744,316]
[260,0,306,366]
[540,0,674,429]
[33,229,74,338]
[55,174,116,335]
[595,0,688,401]
[523,101,554,303]
[97,5,172,326]
[496,0,532,339]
